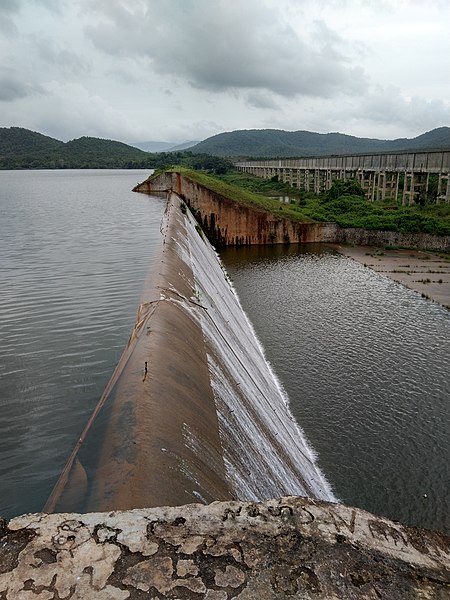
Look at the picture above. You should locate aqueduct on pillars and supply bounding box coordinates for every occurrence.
[236,150,450,204]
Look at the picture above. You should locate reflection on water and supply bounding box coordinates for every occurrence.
[221,244,450,534]
[0,169,164,519]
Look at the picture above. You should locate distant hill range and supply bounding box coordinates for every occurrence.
[1,126,449,169]
[189,127,450,158]
[0,127,150,169]
[132,140,199,152]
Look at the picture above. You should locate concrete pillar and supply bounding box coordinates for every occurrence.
[402,173,409,206]
[371,172,376,202]
[314,169,321,195]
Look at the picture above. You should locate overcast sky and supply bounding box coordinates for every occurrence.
[1,0,449,144]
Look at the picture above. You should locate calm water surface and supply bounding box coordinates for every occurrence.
[221,244,450,534]
[0,169,164,518]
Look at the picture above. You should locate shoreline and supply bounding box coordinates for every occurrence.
[333,244,450,310]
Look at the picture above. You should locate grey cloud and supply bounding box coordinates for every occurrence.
[0,0,20,35]
[83,0,368,100]
[0,0,65,15]
[354,86,450,133]
[0,72,44,102]
[0,15,18,36]
[0,0,21,13]
[34,38,90,76]
[246,91,280,110]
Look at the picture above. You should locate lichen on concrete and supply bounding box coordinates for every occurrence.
[1,496,449,599]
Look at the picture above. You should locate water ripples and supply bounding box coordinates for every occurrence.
[221,244,450,534]
[0,169,164,519]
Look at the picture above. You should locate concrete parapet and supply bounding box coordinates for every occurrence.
[1,496,449,599]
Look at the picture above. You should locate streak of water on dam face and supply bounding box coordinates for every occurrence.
[220,244,450,534]
[173,207,336,503]
[0,169,165,519]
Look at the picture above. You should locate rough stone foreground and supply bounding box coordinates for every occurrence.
[1,497,449,599]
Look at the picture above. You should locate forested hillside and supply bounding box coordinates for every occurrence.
[0,128,148,169]
[190,127,450,158]
[2,126,449,168]
[0,127,232,170]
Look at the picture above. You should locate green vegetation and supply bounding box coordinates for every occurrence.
[147,152,233,174]
[216,170,303,198]
[294,179,450,236]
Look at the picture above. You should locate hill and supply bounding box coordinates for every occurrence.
[131,140,200,152]
[0,127,64,157]
[2,126,449,169]
[0,127,149,169]
[190,127,450,158]
[168,140,199,152]
[131,141,175,152]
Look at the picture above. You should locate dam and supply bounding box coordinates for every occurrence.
[1,173,449,598]
[44,191,335,513]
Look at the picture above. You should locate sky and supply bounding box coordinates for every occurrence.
[0,0,449,145]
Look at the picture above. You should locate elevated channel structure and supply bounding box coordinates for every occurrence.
[236,150,450,204]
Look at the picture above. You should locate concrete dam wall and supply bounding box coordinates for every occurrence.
[135,171,450,251]
[45,192,334,514]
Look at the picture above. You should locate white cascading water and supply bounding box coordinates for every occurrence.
[168,197,336,503]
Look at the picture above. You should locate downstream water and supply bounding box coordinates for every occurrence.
[221,244,450,534]
[0,170,165,519]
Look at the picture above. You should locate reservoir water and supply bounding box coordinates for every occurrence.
[0,170,165,519]
[220,244,450,534]
[1,171,448,535]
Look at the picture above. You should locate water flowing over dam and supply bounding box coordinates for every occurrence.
[46,192,335,513]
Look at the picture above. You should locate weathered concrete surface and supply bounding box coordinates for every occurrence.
[134,172,338,246]
[1,496,449,599]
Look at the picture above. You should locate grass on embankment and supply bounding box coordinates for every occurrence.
[296,194,450,236]
[151,167,314,223]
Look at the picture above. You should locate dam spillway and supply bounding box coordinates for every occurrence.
[4,185,450,598]
[46,191,335,513]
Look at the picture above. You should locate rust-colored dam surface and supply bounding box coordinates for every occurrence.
[46,193,334,513]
